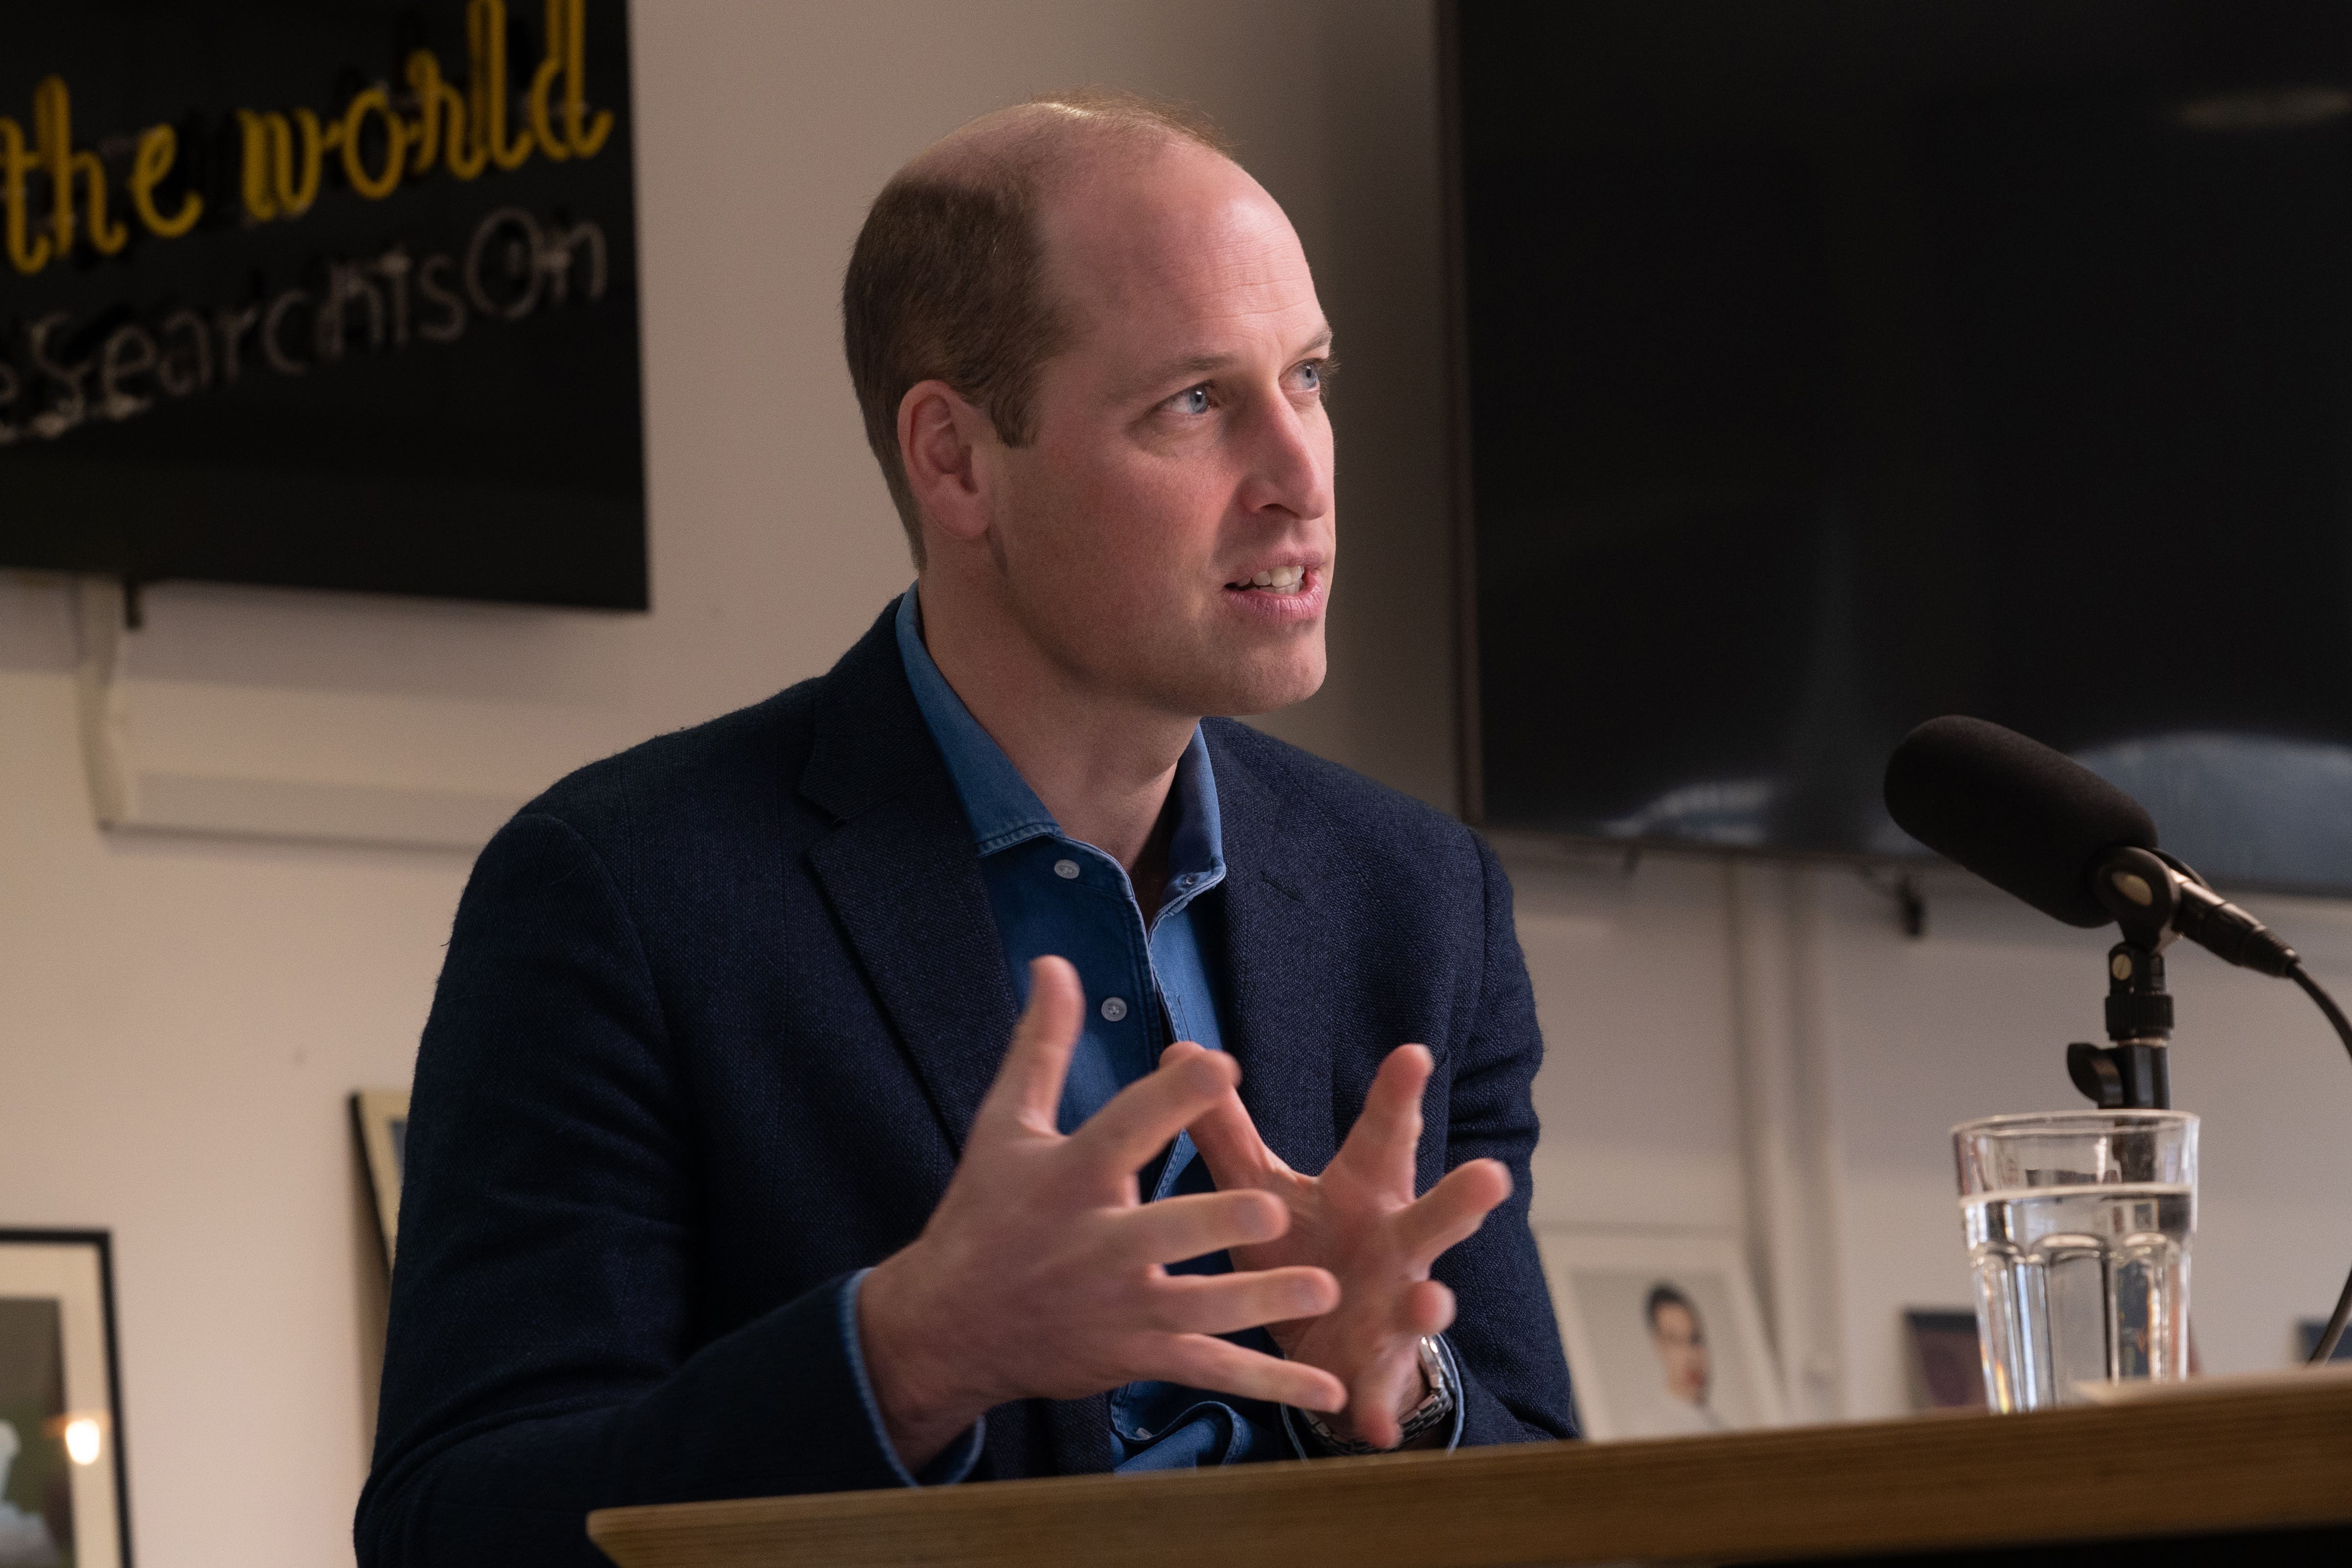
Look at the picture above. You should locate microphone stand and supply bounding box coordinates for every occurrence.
[2060,846,2352,1363]
[2064,935,2173,1110]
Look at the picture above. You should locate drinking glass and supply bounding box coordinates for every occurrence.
[1952,1110,2198,1412]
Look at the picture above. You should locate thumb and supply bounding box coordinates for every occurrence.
[983,956,1085,1133]
[1165,1042,1275,1187]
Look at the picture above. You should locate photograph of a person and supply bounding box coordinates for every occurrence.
[1535,1230,1785,1441]
[1639,1283,1724,1435]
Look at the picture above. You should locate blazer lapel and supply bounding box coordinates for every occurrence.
[1206,724,1341,1175]
[800,604,1019,1155]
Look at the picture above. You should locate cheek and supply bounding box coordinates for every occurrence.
[1032,451,1226,588]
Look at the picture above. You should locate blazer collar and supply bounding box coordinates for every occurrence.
[801,599,1116,1477]
[799,600,1018,1158]
[1200,720,1343,1174]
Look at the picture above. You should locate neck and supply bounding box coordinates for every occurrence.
[914,577,1197,878]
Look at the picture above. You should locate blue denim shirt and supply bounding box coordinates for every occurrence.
[845,588,1460,1482]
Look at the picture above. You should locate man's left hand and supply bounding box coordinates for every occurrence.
[1172,1041,1511,1450]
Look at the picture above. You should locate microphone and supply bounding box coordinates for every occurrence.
[1883,716,2296,976]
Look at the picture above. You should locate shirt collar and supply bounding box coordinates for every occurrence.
[894,587,1226,885]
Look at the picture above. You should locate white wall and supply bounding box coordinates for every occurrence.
[5,6,2351,1567]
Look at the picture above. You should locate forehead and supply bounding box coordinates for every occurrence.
[1037,143,1320,363]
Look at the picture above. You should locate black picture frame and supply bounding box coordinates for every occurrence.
[350,1089,411,1269]
[0,1228,133,1568]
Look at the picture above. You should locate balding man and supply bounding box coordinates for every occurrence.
[357,93,1575,1568]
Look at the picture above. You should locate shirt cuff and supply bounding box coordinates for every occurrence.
[840,1267,985,1486]
[1280,1334,1466,1459]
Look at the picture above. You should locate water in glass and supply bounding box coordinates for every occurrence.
[1952,1111,2197,1412]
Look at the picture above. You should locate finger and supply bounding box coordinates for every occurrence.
[1395,1276,1456,1340]
[1333,1044,1432,1184]
[1348,1297,1452,1450]
[1143,1334,1347,1413]
[1165,1043,1277,1190]
[1107,1189,1289,1268]
[1143,1266,1340,1336]
[1393,1158,1512,1267]
[1067,1048,1240,1175]
[976,956,1089,1132]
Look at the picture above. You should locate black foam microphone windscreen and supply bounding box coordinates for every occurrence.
[1882,716,2159,928]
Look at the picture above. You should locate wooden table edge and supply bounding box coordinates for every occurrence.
[587,1373,2352,1568]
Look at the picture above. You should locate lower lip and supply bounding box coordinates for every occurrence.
[1220,568,1326,625]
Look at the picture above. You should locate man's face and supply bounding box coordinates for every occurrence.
[1651,1302,1710,1405]
[981,142,1336,719]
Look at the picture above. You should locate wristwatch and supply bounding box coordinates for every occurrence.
[1300,1337,1454,1455]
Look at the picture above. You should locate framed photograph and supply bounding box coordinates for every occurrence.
[0,1229,131,1568]
[1534,1228,1786,1441]
[351,1091,412,1269]
[1902,1308,1988,1411]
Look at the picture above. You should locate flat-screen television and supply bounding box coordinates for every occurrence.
[1450,0,2352,893]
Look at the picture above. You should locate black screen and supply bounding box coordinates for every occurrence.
[0,0,645,610]
[1456,0,2352,891]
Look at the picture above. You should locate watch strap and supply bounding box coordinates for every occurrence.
[1299,1336,1454,1456]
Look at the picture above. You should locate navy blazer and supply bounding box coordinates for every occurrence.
[356,602,1576,1568]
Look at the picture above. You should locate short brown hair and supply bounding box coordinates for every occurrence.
[842,91,1235,566]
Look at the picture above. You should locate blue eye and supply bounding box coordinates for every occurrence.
[1300,362,1321,389]
[1173,385,1211,415]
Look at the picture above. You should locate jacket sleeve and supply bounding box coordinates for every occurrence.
[1432,831,1581,1447]
[355,812,964,1568]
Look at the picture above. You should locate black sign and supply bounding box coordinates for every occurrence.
[1,0,646,610]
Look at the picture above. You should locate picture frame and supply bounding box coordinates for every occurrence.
[1902,1307,1989,1411]
[0,1229,132,1568]
[2296,1319,2352,1364]
[1533,1227,1786,1441]
[351,1090,412,1269]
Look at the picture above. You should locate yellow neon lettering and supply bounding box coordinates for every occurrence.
[236,110,278,220]
[0,117,50,274]
[469,0,534,172]
[528,0,570,163]
[129,123,202,237]
[275,109,329,216]
[560,0,613,156]
[239,108,331,221]
[406,51,488,180]
[339,87,407,199]
[35,76,127,258]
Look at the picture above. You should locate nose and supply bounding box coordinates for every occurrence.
[1235,387,1334,524]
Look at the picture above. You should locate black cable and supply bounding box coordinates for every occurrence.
[2288,962,2352,1364]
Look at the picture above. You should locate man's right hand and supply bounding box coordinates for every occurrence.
[856,956,1347,1470]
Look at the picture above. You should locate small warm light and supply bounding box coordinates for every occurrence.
[63,1418,101,1466]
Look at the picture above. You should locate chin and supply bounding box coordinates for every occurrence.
[1195,647,1327,719]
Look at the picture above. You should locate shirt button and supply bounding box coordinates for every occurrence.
[1100,996,1129,1022]
[1054,859,1081,879]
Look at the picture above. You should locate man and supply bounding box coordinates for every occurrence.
[356,92,1574,1568]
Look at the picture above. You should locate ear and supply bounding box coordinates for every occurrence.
[897,379,999,548]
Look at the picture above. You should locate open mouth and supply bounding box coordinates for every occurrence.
[1226,565,1308,595]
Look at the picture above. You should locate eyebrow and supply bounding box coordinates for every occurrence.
[1125,327,1335,399]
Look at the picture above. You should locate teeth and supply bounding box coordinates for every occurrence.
[1246,566,1305,591]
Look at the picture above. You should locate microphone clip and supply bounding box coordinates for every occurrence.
[2063,846,2188,1109]
[2066,938,2172,1110]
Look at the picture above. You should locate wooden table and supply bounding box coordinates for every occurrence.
[588,1367,2352,1567]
